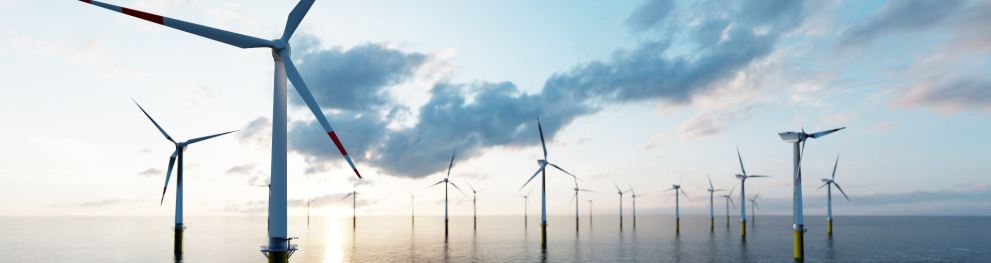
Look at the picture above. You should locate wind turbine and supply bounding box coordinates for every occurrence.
[407,187,419,225]
[306,188,320,226]
[722,185,737,226]
[340,179,362,228]
[464,180,490,230]
[735,148,769,237]
[778,76,846,261]
[628,184,644,228]
[424,152,469,235]
[249,183,272,234]
[517,117,575,243]
[587,197,597,224]
[568,176,595,230]
[748,193,760,223]
[818,155,849,235]
[706,173,728,230]
[665,170,692,232]
[612,182,631,229]
[76,1,363,260]
[520,187,535,226]
[132,100,236,255]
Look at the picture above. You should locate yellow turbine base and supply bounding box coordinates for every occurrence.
[794,230,805,262]
[676,218,680,231]
[710,218,714,229]
[541,225,547,244]
[445,221,449,236]
[174,228,183,255]
[828,221,833,235]
[267,251,288,263]
[741,222,746,236]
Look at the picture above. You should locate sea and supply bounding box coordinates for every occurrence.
[1,215,988,262]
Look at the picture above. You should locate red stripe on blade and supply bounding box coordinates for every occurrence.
[327,132,348,155]
[354,169,362,178]
[80,0,92,3]
[162,187,167,194]
[122,7,164,25]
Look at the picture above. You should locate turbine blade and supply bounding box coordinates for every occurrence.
[465,180,476,192]
[729,197,737,210]
[407,186,413,197]
[613,181,621,192]
[186,130,238,144]
[680,189,693,203]
[449,182,470,199]
[422,181,444,190]
[747,175,770,178]
[519,165,545,191]
[567,193,577,207]
[729,185,736,196]
[579,189,596,192]
[281,51,361,178]
[833,182,850,201]
[160,149,178,205]
[679,168,685,185]
[446,151,456,178]
[281,0,314,42]
[754,201,760,210]
[707,173,714,191]
[547,163,575,178]
[78,1,272,49]
[629,184,635,195]
[339,192,353,201]
[832,154,840,181]
[527,187,534,197]
[810,128,846,139]
[783,75,805,133]
[537,117,547,160]
[132,99,175,144]
[736,147,747,176]
[817,182,830,190]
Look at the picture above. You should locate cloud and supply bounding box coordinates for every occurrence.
[282,0,811,178]
[54,199,143,207]
[226,163,256,175]
[676,105,757,140]
[891,76,991,114]
[105,66,150,81]
[289,193,377,208]
[183,85,211,105]
[238,116,271,145]
[625,0,675,32]
[835,0,965,49]
[137,168,162,177]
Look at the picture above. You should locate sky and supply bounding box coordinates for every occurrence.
[1,0,990,218]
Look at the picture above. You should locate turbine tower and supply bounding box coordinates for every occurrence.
[817,155,849,235]
[406,187,419,225]
[748,193,760,223]
[612,182,631,229]
[520,187,534,226]
[778,76,845,262]
[568,176,595,230]
[518,118,575,244]
[628,184,643,228]
[76,1,364,261]
[665,170,691,232]
[424,152,469,235]
[587,198,596,224]
[722,185,737,226]
[464,180,490,230]
[132,100,236,256]
[340,180,361,228]
[735,148,769,237]
[706,173,728,230]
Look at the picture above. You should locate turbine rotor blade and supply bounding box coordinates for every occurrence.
[810,128,846,139]
[832,154,840,181]
[79,1,273,49]
[707,173,714,191]
[519,165,546,191]
[783,75,805,133]
[447,151,456,178]
[537,118,547,160]
[833,182,850,201]
[613,181,621,192]
[729,185,736,196]
[547,163,575,178]
[281,50,361,178]
[449,182,470,199]
[736,147,747,176]
[186,130,238,144]
[281,0,315,42]
[339,192,354,201]
[160,149,178,205]
[567,193,577,207]
[817,182,830,190]
[423,181,444,190]
[131,99,175,144]
[465,179,475,192]
[680,189,692,203]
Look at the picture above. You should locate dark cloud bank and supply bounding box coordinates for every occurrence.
[267,0,810,178]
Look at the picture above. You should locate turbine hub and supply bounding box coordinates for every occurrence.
[443,178,448,182]
[537,160,546,166]
[735,174,746,180]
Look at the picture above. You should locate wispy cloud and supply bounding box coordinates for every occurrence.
[137,168,162,177]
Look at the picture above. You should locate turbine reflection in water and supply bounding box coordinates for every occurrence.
[323,216,344,263]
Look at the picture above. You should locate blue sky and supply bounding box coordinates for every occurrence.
[1,0,989,217]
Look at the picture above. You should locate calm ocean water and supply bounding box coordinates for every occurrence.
[0,215,988,262]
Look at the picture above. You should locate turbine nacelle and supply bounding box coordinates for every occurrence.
[537,159,546,166]
[735,174,747,180]
[778,131,805,143]
[672,185,680,189]
[821,179,831,183]
[443,178,449,183]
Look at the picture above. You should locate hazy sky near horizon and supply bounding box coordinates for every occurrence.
[1,0,990,218]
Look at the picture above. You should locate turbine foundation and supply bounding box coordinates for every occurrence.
[173,224,185,255]
[827,219,833,235]
[794,228,805,262]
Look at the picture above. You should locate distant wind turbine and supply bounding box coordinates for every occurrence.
[778,76,845,261]
[818,155,849,235]
[423,151,469,235]
[722,185,737,226]
[706,173,728,230]
[665,170,692,232]
[587,197,597,224]
[517,117,575,243]
[568,176,595,230]
[132,99,236,255]
[613,182,631,229]
[340,179,362,227]
[464,180,490,230]
[249,183,272,234]
[748,193,760,223]
[628,184,644,228]
[735,148,769,237]
[520,187,535,226]
[407,187,419,225]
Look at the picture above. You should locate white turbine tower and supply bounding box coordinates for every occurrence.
[132,100,236,255]
[518,117,575,244]
[722,185,737,226]
[778,77,845,262]
[628,184,644,228]
[748,193,760,223]
[706,173,728,230]
[424,152,469,235]
[735,148,769,237]
[77,1,363,261]
[567,176,595,230]
[665,170,692,232]
[340,180,362,228]
[464,180,490,230]
[612,182,631,229]
[817,155,849,235]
